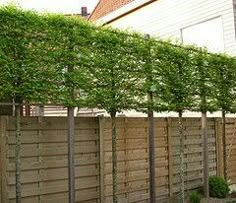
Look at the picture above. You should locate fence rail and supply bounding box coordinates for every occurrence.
[0,116,235,202]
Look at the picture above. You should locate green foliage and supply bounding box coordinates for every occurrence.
[0,6,95,107]
[130,35,163,112]
[191,48,216,113]
[209,176,230,198]
[1,5,236,114]
[81,29,143,115]
[156,43,195,113]
[2,5,236,203]
[188,192,201,203]
[0,6,49,102]
[208,54,236,113]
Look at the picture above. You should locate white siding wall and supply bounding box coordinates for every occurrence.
[233,0,236,35]
[109,0,236,55]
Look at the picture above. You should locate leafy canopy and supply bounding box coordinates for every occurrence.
[1,6,236,113]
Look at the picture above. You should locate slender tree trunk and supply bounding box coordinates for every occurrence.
[222,110,227,180]
[67,52,75,202]
[178,111,185,203]
[15,104,21,203]
[202,111,209,198]
[148,92,156,203]
[145,34,156,202]
[68,107,75,203]
[111,112,118,203]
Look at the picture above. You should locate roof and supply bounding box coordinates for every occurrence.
[89,0,135,21]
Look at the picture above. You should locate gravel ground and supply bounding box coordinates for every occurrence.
[201,198,236,203]
[164,197,236,203]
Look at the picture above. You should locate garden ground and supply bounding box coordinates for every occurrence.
[201,198,236,203]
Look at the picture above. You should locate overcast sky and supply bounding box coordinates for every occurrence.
[1,0,99,14]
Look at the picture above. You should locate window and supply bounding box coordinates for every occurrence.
[181,17,224,53]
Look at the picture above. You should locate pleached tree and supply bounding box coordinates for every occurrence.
[0,6,61,202]
[133,36,170,202]
[156,43,195,203]
[208,54,236,180]
[3,6,236,203]
[82,30,143,203]
[42,14,96,202]
[192,48,216,198]
[0,7,94,202]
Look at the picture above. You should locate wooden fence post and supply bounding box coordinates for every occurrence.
[0,117,2,203]
[98,116,105,203]
[0,117,8,203]
[123,117,128,199]
[67,107,75,203]
[215,118,224,177]
[167,118,173,197]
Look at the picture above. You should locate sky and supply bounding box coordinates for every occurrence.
[1,0,99,14]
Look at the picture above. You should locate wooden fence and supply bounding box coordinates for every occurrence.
[225,118,236,184]
[0,116,235,203]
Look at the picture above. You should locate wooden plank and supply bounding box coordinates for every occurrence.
[0,117,8,203]
[104,150,148,163]
[98,116,105,203]
[37,116,43,202]
[225,118,236,185]
[9,185,99,200]
[7,130,98,144]
[172,154,215,165]
[7,117,98,130]
[122,118,128,201]
[215,118,224,177]
[171,129,215,136]
[8,165,99,184]
[104,139,149,151]
[0,118,2,203]
[172,162,216,174]
[104,171,165,185]
[167,118,173,197]
[2,116,224,202]
[8,142,98,158]
[8,155,98,171]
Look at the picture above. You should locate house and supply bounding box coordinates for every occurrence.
[90,0,236,55]
[89,0,236,117]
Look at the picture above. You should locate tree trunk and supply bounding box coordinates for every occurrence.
[66,51,76,202]
[68,107,75,203]
[178,111,185,203]
[15,104,21,203]
[148,92,156,203]
[111,112,118,203]
[202,111,209,198]
[222,110,227,180]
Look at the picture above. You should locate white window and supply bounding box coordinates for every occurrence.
[181,17,224,53]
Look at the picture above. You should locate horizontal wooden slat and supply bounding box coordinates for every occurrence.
[2,116,231,202]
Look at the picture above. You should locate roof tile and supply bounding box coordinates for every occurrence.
[90,0,134,21]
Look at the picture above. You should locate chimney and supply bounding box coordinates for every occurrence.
[81,7,88,17]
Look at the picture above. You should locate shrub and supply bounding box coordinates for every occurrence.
[188,192,201,203]
[209,176,230,198]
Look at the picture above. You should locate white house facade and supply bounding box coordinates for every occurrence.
[89,0,236,117]
[92,0,236,55]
